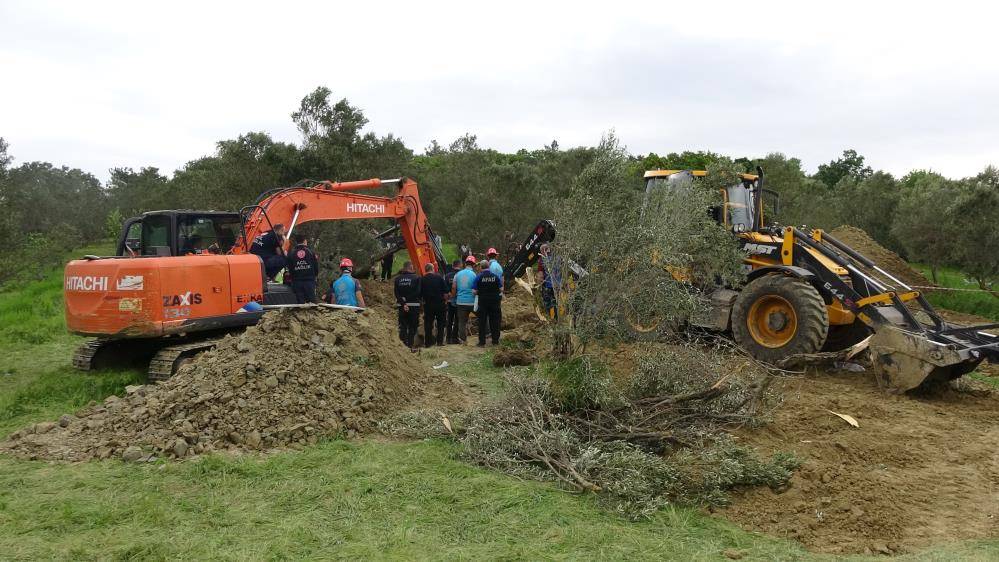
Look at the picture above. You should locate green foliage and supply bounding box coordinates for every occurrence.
[891,172,962,275]
[913,264,999,321]
[949,167,999,295]
[449,345,793,519]
[104,208,124,242]
[540,356,622,410]
[552,136,744,343]
[815,149,873,188]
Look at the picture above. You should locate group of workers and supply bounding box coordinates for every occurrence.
[393,248,505,352]
[249,224,365,308]
[249,225,506,351]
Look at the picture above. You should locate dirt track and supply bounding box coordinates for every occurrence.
[723,368,999,555]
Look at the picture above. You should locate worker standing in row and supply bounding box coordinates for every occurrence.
[328,257,366,308]
[444,259,462,344]
[286,234,319,304]
[420,262,449,347]
[394,261,422,352]
[452,255,478,344]
[473,259,503,346]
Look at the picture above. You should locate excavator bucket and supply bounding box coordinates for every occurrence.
[868,324,992,393]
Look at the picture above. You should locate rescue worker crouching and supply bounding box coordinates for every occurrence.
[250,223,287,280]
[473,259,503,346]
[286,234,319,304]
[328,257,366,308]
[394,261,422,351]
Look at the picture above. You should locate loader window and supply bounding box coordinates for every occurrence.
[725,184,755,233]
[178,215,242,254]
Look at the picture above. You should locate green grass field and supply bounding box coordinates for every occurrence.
[1,253,997,560]
[912,264,999,322]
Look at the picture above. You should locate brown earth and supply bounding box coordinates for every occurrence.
[1,274,542,463]
[721,368,999,555]
[2,307,472,462]
[829,225,933,289]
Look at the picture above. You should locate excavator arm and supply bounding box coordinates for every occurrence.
[234,177,445,274]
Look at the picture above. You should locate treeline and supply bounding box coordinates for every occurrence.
[0,87,996,293]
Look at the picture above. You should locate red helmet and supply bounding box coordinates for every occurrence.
[340,257,354,268]
[487,247,498,256]
[464,255,477,265]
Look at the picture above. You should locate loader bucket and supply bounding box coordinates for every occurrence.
[868,325,984,393]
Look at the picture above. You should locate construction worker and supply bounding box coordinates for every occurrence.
[393,261,422,351]
[473,260,503,346]
[537,243,559,319]
[286,234,318,304]
[487,247,504,278]
[250,223,286,280]
[452,255,478,344]
[329,257,366,308]
[420,262,449,347]
[380,252,394,282]
[444,259,462,344]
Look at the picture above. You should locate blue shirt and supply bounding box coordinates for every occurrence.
[453,268,477,305]
[489,258,504,278]
[331,274,359,306]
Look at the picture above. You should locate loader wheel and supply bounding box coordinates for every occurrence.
[732,275,828,362]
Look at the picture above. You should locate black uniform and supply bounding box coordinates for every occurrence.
[286,244,319,304]
[251,230,285,280]
[420,271,449,347]
[473,269,503,345]
[394,271,422,348]
[381,253,394,281]
[444,268,459,344]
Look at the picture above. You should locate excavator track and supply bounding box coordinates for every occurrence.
[72,340,108,371]
[147,339,222,383]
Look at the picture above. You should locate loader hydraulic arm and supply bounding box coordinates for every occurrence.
[234,177,444,274]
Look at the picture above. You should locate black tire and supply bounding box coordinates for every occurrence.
[822,320,872,352]
[732,275,829,362]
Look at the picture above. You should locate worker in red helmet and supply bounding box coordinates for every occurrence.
[328,257,365,308]
[486,247,504,279]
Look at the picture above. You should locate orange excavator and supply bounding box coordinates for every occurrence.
[66,177,445,380]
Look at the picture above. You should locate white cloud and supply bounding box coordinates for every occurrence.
[1,0,996,181]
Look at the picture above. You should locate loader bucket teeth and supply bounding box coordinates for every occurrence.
[868,326,983,393]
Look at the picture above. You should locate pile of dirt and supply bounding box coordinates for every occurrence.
[2,307,467,462]
[721,369,999,555]
[829,225,933,289]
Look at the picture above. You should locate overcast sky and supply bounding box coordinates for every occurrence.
[1,1,997,182]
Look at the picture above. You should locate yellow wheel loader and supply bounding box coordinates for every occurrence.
[505,170,998,393]
[641,168,998,392]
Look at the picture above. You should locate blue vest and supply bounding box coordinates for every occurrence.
[332,274,358,306]
[454,268,477,305]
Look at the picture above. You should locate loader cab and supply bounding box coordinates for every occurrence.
[642,169,773,233]
[116,211,243,257]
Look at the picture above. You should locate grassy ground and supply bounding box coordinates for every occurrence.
[912,264,999,322]
[1,257,997,560]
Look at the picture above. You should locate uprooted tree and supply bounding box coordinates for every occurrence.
[386,137,797,518]
[548,134,745,350]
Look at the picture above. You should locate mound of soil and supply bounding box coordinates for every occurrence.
[829,225,933,289]
[722,369,999,555]
[2,307,466,462]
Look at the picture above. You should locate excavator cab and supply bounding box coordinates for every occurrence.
[117,211,243,257]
